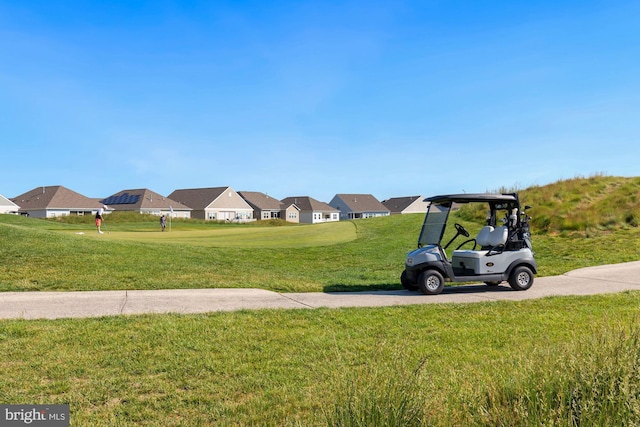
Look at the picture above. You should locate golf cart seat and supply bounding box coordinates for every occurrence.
[474,225,508,249]
[475,226,494,247]
[486,226,508,249]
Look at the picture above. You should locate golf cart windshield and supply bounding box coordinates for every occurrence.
[418,203,451,246]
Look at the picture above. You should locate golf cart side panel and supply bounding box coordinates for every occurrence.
[448,255,537,284]
[451,249,535,276]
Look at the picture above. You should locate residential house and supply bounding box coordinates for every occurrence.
[381,196,430,215]
[11,185,104,218]
[0,194,20,214]
[238,191,284,221]
[168,187,253,222]
[101,189,191,218]
[281,201,301,224]
[330,194,390,220]
[280,196,339,224]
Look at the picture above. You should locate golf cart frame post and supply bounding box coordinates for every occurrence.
[401,193,537,295]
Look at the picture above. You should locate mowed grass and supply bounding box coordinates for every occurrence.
[0,213,413,292]
[77,221,357,248]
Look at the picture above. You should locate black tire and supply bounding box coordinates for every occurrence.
[485,281,501,287]
[508,266,534,291]
[401,270,419,291]
[418,270,445,295]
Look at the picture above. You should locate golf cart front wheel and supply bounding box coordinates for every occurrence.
[508,266,534,291]
[401,270,419,291]
[418,270,445,295]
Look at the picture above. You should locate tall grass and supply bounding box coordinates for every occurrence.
[523,175,640,234]
[323,318,640,427]
[323,348,428,427]
[476,320,640,426]
[457,175,640,235]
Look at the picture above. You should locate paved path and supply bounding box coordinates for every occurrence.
[2,261,640,320]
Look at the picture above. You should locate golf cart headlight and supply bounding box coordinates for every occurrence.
[407,257,413,266]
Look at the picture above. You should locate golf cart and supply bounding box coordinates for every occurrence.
[401,193,537,295]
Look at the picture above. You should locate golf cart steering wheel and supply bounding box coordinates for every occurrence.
[454,223,469,238]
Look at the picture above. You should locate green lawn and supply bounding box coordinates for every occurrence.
[61,219,357,248]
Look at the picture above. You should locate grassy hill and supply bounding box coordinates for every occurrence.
[522,175,640,234]
[458,174,640,235]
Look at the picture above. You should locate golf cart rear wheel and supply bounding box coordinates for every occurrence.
[418,270,445,295]
[401,270,419,291]
[509,266,534,291]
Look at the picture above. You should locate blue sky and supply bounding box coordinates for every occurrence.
[1,1,638,202]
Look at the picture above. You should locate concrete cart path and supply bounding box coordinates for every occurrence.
[2,261,640,320]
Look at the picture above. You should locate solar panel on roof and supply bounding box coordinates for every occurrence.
[101,193,141,205]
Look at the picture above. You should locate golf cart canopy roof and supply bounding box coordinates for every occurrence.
[425,193,518,204]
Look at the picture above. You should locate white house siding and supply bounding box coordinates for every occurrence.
[403,200,430,214]
[300,211,339,224]
[0,196,19,214]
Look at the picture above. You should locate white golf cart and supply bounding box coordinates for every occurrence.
[401,193,537,295]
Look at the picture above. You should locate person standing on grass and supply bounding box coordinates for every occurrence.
[95,206,106,234]
[160,214,167,232]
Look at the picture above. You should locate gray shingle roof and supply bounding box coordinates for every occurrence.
[167,187,229,210]
[281,196,338,212]
[238,191,284,210]
[332,194,389,212]
[381,196,422,212]
[12,186,103,210]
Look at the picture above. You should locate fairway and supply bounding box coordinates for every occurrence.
[71,221,358,248]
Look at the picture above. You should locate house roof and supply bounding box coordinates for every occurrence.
[281,196,338,213]
[168,187,253,211]
[11,186,103,210]
[101,189,190,211]
[381,196,423,213]
[238,191,284,210]
[332,194,389,213]
[168,187,229,210]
